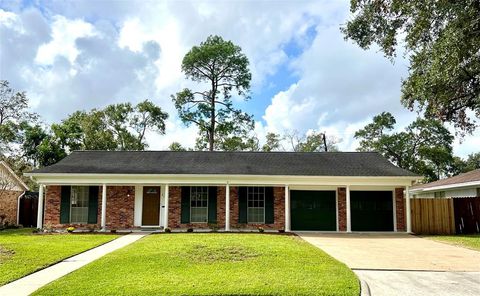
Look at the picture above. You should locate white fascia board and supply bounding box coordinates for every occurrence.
[1,161,28,191]
[410,180,480,193]
[25,173,417,187]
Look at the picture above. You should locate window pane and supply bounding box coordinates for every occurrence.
[246,186,265,223]
[190,187,208,223]
[71,186,89,223]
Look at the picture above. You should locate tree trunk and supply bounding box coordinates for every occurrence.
[209,83,216,151]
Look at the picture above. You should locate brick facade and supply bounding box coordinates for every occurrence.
[168,186,286,230]
[337,187,347,231]
[395,187,406,231]
[44,185,134,230]
[0,189,22,225]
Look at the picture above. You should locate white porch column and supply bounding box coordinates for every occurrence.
[285,185,291,232]
[406,185,412,233]
[225,182,230,231]
[346,185,351,232]
[36,184,44,229]
[164,184,169,229]
[101,184,107,231]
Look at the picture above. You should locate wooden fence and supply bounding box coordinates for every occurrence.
[411,198,456,235]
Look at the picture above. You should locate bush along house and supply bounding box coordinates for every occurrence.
[25,151,420,232]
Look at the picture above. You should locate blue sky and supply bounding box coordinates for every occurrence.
[0,0,478,156]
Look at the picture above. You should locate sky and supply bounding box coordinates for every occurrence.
[0,0,478,157]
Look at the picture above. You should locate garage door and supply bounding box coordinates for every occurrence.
[351,191,394,231]
[291,190,336,231]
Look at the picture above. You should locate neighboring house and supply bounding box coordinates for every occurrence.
[25,151,419,232]
[410,169,480,234]
[0,161,29,225]
[410,169,480,199]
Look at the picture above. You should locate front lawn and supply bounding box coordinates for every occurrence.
[35,234,359,295]
[425,234,480,251]
[0,228,118,285]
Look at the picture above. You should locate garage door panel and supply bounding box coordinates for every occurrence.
[351,191,394,231]
[291,190,336,231]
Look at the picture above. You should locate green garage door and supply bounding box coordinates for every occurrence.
[291,190,336,231]
[351,191,394,231]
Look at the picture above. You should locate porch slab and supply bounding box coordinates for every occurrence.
[0,233,149,296]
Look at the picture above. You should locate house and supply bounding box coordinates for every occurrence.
[25,151,420,232]
[410,169,480,199]
[0,161,29,225]
[410,169,480,234]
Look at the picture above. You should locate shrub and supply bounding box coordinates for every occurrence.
[66,227,75,233]
[278,229,285,233]
[257,227,264,233]
[110,229,117,233]
[187,228,194,233]
[164,227,172,233]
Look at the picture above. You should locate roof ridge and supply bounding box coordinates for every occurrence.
[72,150,380,154]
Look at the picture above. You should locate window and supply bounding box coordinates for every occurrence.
[434,191,446,198]
[70,186,89,223]
[247,187,265,223]
[190,187,208,223]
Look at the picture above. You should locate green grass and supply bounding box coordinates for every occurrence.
[425,234,480,251]
[0,228,119,285]
[35,234,359,295]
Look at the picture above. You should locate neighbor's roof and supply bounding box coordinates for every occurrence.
[0,161,28,190]
[27,151,418,177]
[411,169,480,191]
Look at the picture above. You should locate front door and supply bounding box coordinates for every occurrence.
[142,186,160,226]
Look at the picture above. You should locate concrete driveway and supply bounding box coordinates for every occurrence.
[297,233,480,296]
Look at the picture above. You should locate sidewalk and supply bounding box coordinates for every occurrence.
[0,232,149,296]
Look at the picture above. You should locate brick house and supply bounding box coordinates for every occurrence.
[0,161,29,225]
[26,151,419,232]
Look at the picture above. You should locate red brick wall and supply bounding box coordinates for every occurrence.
[395,187,406,231]
[0,189,22,224]
[106,186,135,229]
[337,187,347,231]
[44,185,134,230]
[168,186,285,230]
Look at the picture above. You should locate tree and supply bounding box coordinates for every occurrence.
[172,35,253,151]
[169,142,187,151]
[285,130,340,152]
[0,80,38,152]
[355,112,455,181]
[20,123,48,167]
[449,152,480,175]
[52,100,168,152]
[342,1,480,133]
[262,132,283,152]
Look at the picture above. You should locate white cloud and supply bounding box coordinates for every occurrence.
[35,15,97,65]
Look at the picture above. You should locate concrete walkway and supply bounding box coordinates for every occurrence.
[296,233,480,296]
[0,232,149,296]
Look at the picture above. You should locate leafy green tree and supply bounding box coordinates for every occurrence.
[172,35,253,151]
[168,142,187,151]
[20,123,48,167]
[0,80,38,152]
[285,130,339,152]
[449,152,480,175]
[342,0,480,133]
[355,112,454,181]
[52,100,168,152]
[262,132,283,152]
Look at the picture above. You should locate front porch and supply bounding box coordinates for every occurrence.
[36,180,413,233]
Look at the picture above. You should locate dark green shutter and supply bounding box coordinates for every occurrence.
[181,186,190,223]
[265,187,274,224]
[60,186,71,224]
[87,186,99,224]
[238,187,247,224]
[208,186,217,223]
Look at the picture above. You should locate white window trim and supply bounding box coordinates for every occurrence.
[70,186,89,224]
[190,186,209,223]
[247,186,266,224]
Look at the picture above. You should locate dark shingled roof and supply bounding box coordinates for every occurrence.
[29,151,417,177]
